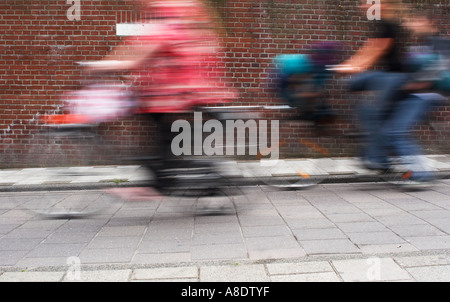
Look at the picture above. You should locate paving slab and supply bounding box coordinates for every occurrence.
[199,264,269,282]
[1,159,450,283]
[331,258,413,282]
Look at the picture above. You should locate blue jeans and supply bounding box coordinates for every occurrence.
[378,93,445,180]
[351,71,409,167]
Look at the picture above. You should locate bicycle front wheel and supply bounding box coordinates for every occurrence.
[17,124,131,218]
[245,158,328,190]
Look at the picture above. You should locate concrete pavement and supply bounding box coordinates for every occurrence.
[0,253,449,282]
[1,156,450,282]
[1,154,450,190]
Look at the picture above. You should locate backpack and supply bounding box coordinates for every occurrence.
[405,37,450,95]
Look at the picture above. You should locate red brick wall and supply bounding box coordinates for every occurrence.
[1,0,449,167]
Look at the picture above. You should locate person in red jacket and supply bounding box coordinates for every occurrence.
[90,0,235,113]
[88,0,236,199]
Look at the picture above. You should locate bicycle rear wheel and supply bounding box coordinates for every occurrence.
[19,190,119,219]
[245,135,329,190]
[243,158,327,190]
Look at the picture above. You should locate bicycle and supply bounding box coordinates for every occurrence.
[18,37,450,218]
[255,39,450,191]
[10,66,240,218]
[19,42,345,219]
[198,104,332,190]
[16,78,335,219]
[331,36,450,189]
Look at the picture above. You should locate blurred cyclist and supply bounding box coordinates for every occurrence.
[337,0,409,172]
[378,13,444,183]
[87,0,236,198]
[335,0,443,184]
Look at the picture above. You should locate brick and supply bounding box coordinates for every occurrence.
[1,0,449,167]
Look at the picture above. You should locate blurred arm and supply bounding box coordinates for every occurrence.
[86,39,160,72]
[336,38,393,73]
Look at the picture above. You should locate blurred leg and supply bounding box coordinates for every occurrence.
[380,95,435,180]
[353,72,408,169]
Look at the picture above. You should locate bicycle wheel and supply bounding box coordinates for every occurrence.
[380,155,442,190]
[250,159,328,189]
[19,125,130,218]
[147,157,227,197]
[190,187,237,216]
[19,190,120,219]
[245,136,329,190]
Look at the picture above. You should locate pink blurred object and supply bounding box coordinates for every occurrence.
[131,0,237,113]
[61,82,135,124]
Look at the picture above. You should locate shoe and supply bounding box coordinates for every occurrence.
[398,171,435,190]
[361,159,391,172]
[405,170,435,182]
[398,179,433,190]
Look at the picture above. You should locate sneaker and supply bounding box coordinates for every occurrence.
[398,171,435,190]
[361,159,391,172]
[408,170,435,182]
[398,179,433,190]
